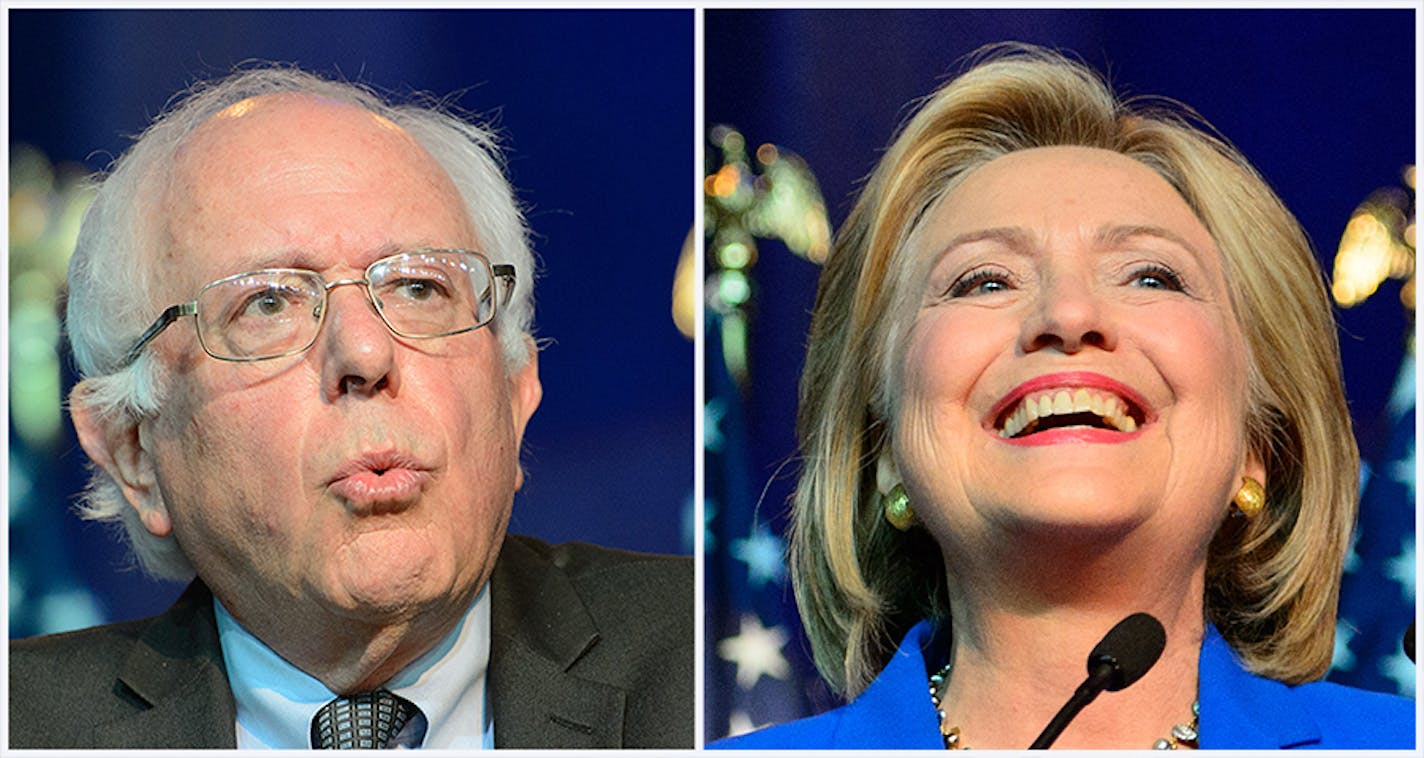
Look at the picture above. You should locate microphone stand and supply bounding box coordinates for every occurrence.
[1028,613,1166,749]
[1028,661,1118,749]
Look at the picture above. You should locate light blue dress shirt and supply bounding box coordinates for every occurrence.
[215,588,494,749]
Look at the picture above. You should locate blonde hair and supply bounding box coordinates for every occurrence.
[790,44,1357,696]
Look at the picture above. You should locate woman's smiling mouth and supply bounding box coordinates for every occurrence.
[989,372,1150,443]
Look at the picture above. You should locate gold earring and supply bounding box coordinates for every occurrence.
[1232,477,1265,518]
[884,483,915,531]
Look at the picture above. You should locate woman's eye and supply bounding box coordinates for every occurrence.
[946,269,1013,298]
[1128,265,1186,292]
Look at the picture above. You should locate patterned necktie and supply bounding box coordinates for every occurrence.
[310,689,426,749]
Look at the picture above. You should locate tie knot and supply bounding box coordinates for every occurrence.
[311,688,426,749]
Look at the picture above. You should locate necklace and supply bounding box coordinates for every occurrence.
[927,662,1200,750]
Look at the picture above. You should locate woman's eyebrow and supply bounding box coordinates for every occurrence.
[936,227,1035,258]
[1095,224,1204,257]
[933,224,1205,264]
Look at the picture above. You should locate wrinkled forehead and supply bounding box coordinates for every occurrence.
[152,92,476,294]
[168,92,448,211]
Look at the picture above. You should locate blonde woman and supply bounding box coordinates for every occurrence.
[713,46,1414,750]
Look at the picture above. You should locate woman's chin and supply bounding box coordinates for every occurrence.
[980,490,1156,541]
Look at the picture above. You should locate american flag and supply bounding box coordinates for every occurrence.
[1329,339,1416,696]
[703,311,822,741]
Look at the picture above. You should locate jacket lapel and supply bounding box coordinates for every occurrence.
[488,535,629,748]
[1198,624,1322,749]
[835,620,945,748]
[91,582,237,748]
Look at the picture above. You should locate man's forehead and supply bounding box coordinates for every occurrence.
[189,92,411,149]
[155,91,478,287]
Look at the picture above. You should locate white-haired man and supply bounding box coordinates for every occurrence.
[9,67,691,749]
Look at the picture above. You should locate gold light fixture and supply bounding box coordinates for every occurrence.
[705,125,832,384]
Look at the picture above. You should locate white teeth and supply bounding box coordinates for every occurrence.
[997,386,1141,438]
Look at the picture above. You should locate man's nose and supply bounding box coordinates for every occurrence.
[1018,272,1116,355]
[317,281,400,399]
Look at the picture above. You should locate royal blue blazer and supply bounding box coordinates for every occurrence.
[711,620,1416,750]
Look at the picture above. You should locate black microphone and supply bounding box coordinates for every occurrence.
[1404,620,1415,663]
[1028,612,1167,749]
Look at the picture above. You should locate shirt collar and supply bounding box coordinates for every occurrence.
[215,586,492,749]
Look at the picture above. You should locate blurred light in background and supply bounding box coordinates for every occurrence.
[673,228,697,339]
[10,146,109,638]
[1332,166,1415,309]
[9,146,93,449]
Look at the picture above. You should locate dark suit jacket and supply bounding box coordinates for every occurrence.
[9,534,692,749]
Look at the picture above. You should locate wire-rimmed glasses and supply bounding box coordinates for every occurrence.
[119,249,515,369]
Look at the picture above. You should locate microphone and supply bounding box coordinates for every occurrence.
[1028,612,1167,749]
[1405,620,1415,663]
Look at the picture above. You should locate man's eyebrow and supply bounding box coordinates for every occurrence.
[242,249,319,271]
[241,243,409,272]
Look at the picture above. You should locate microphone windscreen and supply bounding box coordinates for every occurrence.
[1088,612,1166,691]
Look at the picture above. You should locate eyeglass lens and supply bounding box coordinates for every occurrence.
[194,252,496,360]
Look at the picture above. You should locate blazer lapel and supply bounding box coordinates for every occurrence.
[1198,625,1322,749]
[835,620,945,749]
[90,582,237,748]
[488,535,629,748]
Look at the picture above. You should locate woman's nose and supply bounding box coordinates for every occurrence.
[1018,272,1116,355]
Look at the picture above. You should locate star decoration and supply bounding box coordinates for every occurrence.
[1385,537,1416,596]
[1383,354,1414,421]
[1380,645,1417,695]
[726,710,766,738]
[732,528,787,587]
[1332,621,1357,672]
[1342,530,1361,574]
[718,613,791,689]
[1388,438,1415,495]
[705,398,726,453]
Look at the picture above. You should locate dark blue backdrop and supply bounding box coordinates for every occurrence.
[9,9,693,635]
[704,8,1416,739]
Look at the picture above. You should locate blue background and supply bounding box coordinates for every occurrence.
[9,9,693,636]
[704,7,1415,738]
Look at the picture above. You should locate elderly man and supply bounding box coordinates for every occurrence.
[9,67,691,749]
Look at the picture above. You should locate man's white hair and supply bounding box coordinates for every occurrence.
[67,65,536,580]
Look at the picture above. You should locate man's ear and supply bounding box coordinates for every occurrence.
[69,381,172,537]
[507,339,543,490]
